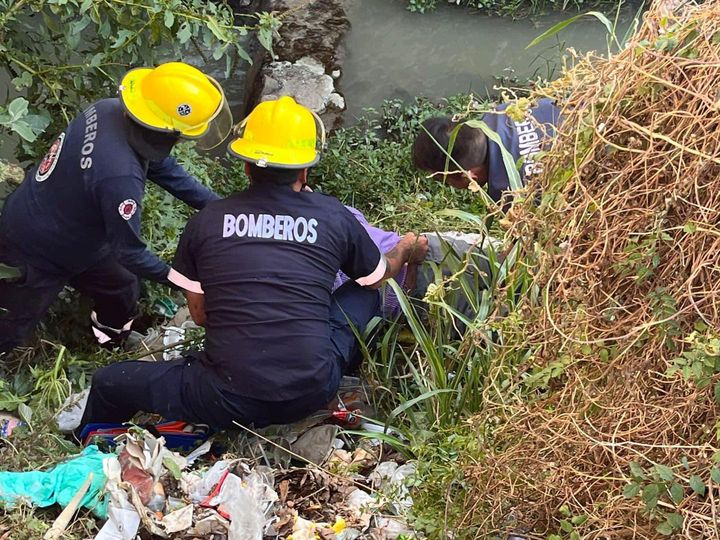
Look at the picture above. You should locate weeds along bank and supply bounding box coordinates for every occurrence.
[405,0,625,16]
[437,1,720,538]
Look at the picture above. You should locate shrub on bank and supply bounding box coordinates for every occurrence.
[439,2,720,538]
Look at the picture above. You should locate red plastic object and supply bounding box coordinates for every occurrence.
[199,467,231,520]
[331,409,362,428]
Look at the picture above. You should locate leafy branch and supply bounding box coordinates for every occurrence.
[0,0,281,160]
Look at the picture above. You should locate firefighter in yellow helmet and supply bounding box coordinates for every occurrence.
[77,96,426,432]
[0,62,233,354]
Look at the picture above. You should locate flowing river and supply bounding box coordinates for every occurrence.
[340,0,638,120]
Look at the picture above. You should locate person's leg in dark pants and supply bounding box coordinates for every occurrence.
[80,285,380,432]
[69,255,140,346]
[0,237,66,354]
[329,281,380,374]
[218,283,378,429]
[80,355,341,432]
[80,356,237,428]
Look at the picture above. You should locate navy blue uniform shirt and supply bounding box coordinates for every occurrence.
[0,98,219,282]
[484,98,561,202]
[173,183,385,401]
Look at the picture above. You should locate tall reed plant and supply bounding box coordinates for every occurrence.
[359,210,534,438]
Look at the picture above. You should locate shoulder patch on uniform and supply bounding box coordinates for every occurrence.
[35,133,65,182]
[118,199,138,221]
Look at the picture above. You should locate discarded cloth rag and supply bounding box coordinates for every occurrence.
[0,444,111,518]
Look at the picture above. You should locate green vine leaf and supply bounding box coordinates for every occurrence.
[629,461,647,480]
[164,9,174,28]
[666,512,684,529]
[623,482,640,499]
[642,483,660,510]
[711,468,720,484]
[689,475,706,496]
[669,482,684,504]
[655,463,674,481]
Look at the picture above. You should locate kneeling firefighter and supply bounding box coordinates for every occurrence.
[77,96,426,432]
[0,62,233,354]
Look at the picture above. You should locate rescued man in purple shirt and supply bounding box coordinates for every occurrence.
[334,205,497,321]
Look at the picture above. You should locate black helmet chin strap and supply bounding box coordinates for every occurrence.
[124,114,180,162]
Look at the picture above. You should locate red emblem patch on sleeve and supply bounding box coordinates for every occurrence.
[118,199,138,221]
[35,133,65,182]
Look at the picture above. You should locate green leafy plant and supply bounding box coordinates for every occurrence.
[667,326,720,402]
[547,504,589,540]
[620,460,713,536]
[406,0,625,18]
[0,378,29,412]
[407,0,438,14]
[408,428,482,537]
[30,345,72,410]
[0,97,50,143]
[0,0,279,160]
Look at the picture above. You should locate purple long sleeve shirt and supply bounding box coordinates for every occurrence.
[334,206,406,318]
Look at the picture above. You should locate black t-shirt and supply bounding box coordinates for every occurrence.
[173,183,385,401]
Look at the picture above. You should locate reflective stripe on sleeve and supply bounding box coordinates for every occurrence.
[90,311,133,344]
[91,311,133,332]
[91,326,113,344]
[168,268,204,294]
[356,255,388,286]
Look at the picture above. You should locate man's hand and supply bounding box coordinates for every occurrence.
[365,232,429,289]
[403,233,429,265]
[185,291,207,327]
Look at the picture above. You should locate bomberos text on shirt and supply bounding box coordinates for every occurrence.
[222,213,318,244]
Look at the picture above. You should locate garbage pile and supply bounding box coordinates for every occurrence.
[0,415,418,539]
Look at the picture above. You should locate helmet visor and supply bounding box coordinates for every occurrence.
[192,97,233,150]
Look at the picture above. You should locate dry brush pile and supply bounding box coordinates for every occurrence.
[459,1,720,538]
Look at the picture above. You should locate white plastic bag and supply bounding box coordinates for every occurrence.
[55,388,90,433]
[213,469,278,540]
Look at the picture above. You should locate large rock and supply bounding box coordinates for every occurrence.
[257,0,349,128]
[268,0,349,68]
[0,160,23,211]
[262,56,345,114]
[0,160,23,185]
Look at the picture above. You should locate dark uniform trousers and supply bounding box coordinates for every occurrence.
[79,281,380,431]
[0,234,139,354]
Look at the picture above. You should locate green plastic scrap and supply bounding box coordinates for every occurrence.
[0,445,112,518]
[153,296,179,318]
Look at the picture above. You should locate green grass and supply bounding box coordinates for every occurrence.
[313,96,489,232]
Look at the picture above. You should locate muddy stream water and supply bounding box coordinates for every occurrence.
[340,0,637,120]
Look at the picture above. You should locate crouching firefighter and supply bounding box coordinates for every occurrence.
[0,62,233,353]
[78,96,427,430]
